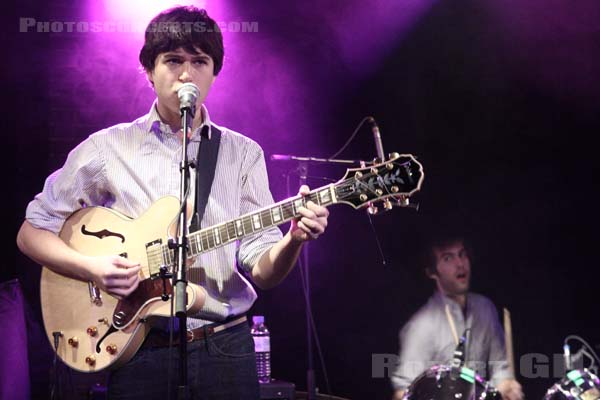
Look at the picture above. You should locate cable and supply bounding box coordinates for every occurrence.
[49,350,59,400]
[167,289,175,400]
[49,332,62,400]
[564,335,600,372]
[297,255,333,396]
[366,213,387,266]
[328,117,372,160]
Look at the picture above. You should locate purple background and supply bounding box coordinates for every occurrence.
[4,0,600,399]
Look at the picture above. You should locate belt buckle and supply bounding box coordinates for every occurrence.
[186,329,194,343]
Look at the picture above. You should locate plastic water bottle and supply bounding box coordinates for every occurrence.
[251,315,271,383]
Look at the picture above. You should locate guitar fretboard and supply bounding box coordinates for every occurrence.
[159,185,338,266]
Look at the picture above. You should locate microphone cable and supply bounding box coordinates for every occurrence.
[328,117,372,160]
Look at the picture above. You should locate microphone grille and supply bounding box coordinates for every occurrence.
[178,82,200,99]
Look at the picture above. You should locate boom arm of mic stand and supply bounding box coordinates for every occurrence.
[270,154,364,165]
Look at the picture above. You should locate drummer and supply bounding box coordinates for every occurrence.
[390,232,524,400]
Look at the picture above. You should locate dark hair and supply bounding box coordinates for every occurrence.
[420,232,473,277]
[139,6,224,75]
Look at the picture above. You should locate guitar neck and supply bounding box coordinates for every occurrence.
[155,153,423,268]
[160,184,339,265]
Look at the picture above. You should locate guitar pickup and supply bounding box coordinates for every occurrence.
[145,239,162,248]
[145,239,164,277]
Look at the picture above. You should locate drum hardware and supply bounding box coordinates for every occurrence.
[404,330,498,400]
[543,369,600,400]
[544,336,600,400]
[403,364,500,400]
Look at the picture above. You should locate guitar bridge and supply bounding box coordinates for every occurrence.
[88,281,102,305]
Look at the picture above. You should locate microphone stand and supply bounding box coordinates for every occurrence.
[172,104,194,400]
[275,119,395,397]
[273,154,361,400]
[297,161,316,400]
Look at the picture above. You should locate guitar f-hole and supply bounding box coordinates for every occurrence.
[95,324,118,354]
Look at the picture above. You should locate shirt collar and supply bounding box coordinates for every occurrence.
[146,100,212,140]
[433,290,470,311]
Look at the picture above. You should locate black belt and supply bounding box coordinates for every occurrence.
[143,316,247,348]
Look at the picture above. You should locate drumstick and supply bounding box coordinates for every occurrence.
[445,304,459,345]
[503,307,515,377]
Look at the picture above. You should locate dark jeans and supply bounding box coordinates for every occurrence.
[107,323,259,400]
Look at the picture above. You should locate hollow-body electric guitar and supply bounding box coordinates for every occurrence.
[40,153,424,372]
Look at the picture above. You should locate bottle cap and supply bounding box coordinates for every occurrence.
[252,315,265,324]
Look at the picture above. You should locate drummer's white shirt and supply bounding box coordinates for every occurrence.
[390,291,512,390]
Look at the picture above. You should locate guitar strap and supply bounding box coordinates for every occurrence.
[189,124,222,231]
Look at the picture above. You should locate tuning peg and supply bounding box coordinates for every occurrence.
[398,196,410,206]
[367,204,379,215]
[396,196,420,211]
[383,199,393,211]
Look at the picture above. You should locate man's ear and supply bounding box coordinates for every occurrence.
[146,70,154,88]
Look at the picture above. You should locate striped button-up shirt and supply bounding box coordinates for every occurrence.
[391,291,512,390]
[25,102,283,328]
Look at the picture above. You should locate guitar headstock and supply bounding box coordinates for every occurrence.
[334,153,424,210]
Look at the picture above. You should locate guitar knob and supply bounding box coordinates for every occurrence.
[391,186,399,193]
[375,189,383,196]
[86,326,98,337]
[359,194,368,202]
[106,344,118,355]
[85,355,96,366]
[68,337,79,347]
[367,205,378,215]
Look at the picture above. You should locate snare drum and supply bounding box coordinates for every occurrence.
[544,369,600,400]
[404,364,500,400]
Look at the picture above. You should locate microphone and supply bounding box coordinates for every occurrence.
[450,332,468,380]
[270,154,295,161]
[367,117,385,162]
[564,344,572,371]
[177,83,200,117]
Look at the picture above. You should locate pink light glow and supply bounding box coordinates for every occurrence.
[95,0,209,28]
[73,1,227,122]
[328,0,438,78]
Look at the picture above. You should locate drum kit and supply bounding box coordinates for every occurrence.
[403,364,599,400]
[402,313,600,400]
[403,363,500,400]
